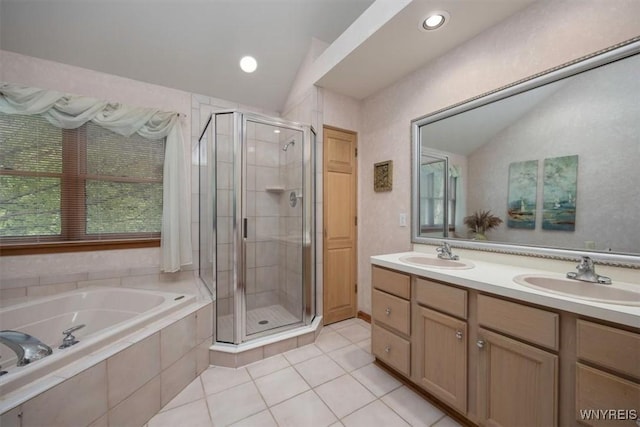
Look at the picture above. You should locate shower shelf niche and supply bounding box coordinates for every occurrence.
[265,186,285,193]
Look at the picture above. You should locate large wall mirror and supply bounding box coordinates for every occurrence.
[411,39,640,266]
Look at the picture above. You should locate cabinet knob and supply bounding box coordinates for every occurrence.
[384,346,391,353]
[385,307,391,315]
[455,330,463,340]
[477,339,485,349]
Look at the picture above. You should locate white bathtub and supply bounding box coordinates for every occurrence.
[0,287,196,396]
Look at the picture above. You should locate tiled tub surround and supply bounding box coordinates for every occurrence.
[0,298,213,427]
[371,251,640,328]
[0,263,207,306]
[0,287,196,395]
[145,318,463,427]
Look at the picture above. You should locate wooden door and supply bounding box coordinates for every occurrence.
[413,305,467,414]
[323,126,357,325]
[477,328,558,427]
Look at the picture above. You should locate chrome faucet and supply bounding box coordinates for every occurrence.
[436,242,459,260]
[566,256,612,285]
[0,330,53,366]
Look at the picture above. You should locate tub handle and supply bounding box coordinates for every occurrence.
[60,324,86,349]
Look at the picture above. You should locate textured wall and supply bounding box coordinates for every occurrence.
[358,0,640,314]
[467,55,640,253]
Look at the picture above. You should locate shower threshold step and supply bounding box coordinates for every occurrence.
[209,316,322,368]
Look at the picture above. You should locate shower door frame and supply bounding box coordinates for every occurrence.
[229,111,316,344]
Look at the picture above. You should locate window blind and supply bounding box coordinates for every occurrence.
[0,113,165,244]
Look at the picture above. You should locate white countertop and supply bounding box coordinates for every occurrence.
[371,251,640,328]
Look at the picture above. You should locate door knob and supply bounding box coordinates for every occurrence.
[477,339,485,349]
[455,330,463,340]
[385,307,391,315]
[384,346,391,353]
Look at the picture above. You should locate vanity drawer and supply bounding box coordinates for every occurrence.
[372,289,410,335]
[576,363,640,426]
[477,295,559,351]
[415,278,467,319]
[372,266,410,299]
[372,324,411,376]
[577,320,640,379]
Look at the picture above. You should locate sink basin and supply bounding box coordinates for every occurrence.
[399,255,474,270]
[513,274,640,306]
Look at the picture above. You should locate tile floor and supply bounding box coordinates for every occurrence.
[146,318,463,427]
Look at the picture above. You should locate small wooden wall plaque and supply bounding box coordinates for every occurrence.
[374,160,393,192]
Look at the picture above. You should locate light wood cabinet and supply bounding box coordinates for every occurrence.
[575,320,640,426]
[413,305,467,414]
[477,327,558,427]
[370,264,639,427]
[371,266,411,376]
[372,324,411,376]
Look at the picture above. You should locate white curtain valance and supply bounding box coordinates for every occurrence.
[0,82,192,272]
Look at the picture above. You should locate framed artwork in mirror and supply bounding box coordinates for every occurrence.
[507,160,538,229]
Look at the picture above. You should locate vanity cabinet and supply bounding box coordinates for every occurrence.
[412,278,468,414]
[477,327,558,427]
[476,295,559,427]
[371,266,411,376]
[370,264,638,427]
[575,320,640,427]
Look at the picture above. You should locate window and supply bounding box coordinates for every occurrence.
[0,113,164,253]
[420,161,457,233]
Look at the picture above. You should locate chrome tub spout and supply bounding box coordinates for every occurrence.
[0,330,53,366]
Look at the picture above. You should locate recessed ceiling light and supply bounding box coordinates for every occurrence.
[274,129,281,134]
[420,11,450,31]
[240,56,257,73]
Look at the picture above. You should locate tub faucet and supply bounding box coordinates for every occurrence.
[0,330,53,366]
[436,242,459,260]
[566,256,612,285]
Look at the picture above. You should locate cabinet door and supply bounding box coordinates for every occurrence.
[477,328,558,427]
[413,305,467,414]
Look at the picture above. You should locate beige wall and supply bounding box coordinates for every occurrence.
[357,0,640,314]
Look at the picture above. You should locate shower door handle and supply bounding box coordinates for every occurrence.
[243,218,247,239]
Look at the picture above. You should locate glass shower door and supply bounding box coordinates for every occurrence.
[243,117,305,338]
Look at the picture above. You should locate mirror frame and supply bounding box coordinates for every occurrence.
[411,38,640,267]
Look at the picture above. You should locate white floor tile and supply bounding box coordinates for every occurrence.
[160,377,205,412]
[206,382,266,426]
[355,339,371,354]
[294,354,346,387]
[433,416,463,427]
[270,390,337,427]
[314,374,376,419]
[342,400,410,427]
[200,366,252,395]
[229,410,278,427]
[148,399,212,427]
[254,366,310,407]
[335,324,371,343]
[327,344,375,372]
[328,318,360,330]
[315,331,351,353]
[381,386,444,427]
[283,344,323,365]
[351,363,402,397]
[246,354,290,379]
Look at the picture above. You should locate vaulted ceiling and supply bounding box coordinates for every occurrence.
[0,0,536,113]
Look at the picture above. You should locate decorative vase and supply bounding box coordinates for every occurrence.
[474,231,487,240]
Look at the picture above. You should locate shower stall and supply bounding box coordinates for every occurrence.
[198,111,316,345]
